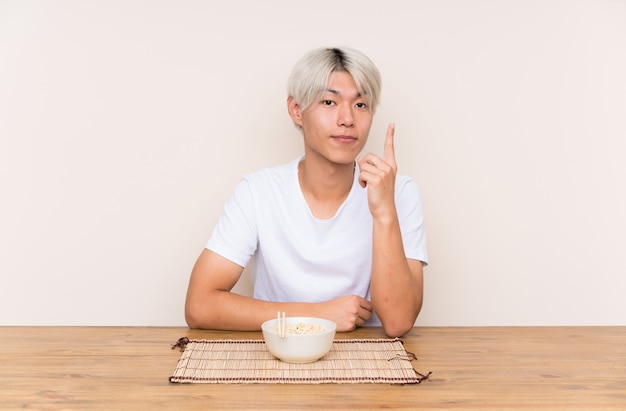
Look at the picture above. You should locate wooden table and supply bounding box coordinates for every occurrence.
[1,326,625,410]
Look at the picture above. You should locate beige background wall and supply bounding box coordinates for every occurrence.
[1,0,625,326]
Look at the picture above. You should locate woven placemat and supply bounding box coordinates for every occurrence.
[169,338,430,384]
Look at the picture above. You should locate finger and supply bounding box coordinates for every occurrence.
[359,307,372,323]
[383,123,396,165]
[357,157,368,188]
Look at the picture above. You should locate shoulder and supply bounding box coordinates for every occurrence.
[241,157,299,185]
[232,157,300,202]
[394,174,425,216]
[395,174,422,197]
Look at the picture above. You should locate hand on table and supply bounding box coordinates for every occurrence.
[320,295,373,332]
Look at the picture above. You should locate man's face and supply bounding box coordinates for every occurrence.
[292,71,373,166]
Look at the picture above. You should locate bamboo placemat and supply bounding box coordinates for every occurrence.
[169,338,430,384]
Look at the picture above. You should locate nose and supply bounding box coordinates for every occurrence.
[337,103,354,127]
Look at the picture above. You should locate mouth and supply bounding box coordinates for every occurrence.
[332,135,357,144]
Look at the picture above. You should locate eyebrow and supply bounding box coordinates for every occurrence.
[326,88,362,98]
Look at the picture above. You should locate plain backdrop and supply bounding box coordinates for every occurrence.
[1,0,625,326]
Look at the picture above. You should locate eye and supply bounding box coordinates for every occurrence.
[355,102,368,109]
[321,99,335,106]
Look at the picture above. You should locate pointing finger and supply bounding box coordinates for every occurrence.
[384,123,396,165]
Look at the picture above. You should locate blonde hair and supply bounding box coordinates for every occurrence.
[287,47,382,115]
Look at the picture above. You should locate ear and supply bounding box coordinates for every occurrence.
[287,96,303,127]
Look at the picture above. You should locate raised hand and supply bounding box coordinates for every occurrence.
[357,123,398,217]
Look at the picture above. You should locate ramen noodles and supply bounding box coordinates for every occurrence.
[275,322,325,335]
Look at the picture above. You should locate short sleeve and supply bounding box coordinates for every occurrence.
[395,177,429,265]
[205,178,259,267]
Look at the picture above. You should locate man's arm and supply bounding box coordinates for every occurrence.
[184,249,374,331]
[370,214,424,337]
[357,123,423,337]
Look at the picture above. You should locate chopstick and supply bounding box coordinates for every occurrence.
[277,311,286,338]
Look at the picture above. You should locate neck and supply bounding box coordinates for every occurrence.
[298,157,355,219]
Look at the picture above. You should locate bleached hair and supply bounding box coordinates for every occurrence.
[287,47,382,116]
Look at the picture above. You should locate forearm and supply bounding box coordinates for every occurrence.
[370,211,423,337]
[185,290,320,331]
[185,250,374,332]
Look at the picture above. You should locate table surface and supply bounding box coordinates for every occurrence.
[1,326,625,410]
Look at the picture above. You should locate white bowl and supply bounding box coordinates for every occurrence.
[261,316,337,363]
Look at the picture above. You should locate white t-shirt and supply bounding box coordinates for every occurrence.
[206,156,428,326]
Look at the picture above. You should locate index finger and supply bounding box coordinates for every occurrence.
[384,122,396,165]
